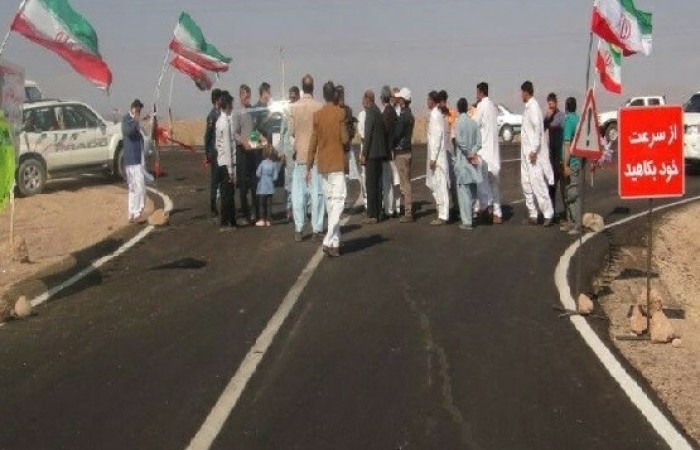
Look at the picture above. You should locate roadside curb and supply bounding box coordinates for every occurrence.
[555,195,700,450]
[1,186,173,324]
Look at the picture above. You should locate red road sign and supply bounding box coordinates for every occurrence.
[571,88,603,159]
[618,106,685,199]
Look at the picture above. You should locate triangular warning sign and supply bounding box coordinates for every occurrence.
[571,88,603,159]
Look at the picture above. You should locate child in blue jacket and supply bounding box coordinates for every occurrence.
[256,146,279,227]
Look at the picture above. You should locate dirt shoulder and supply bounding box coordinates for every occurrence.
[594,202,700,443]
[0,177,153,319]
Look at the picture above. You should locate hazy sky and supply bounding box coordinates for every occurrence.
[1,0,698,119]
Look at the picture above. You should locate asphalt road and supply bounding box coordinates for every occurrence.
[1,144,698,450]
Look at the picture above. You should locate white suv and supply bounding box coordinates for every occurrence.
[684,92,700,167]
[496,104,522,143]
[17,100,148,196]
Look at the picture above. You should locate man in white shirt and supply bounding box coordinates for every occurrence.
[520,81,554,227]
[426,91,450,225]
[215,92,237,231]
[473,82,503,224]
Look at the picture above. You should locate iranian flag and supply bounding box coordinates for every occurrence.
[11,0,112,90]
[169,12,231,73]
[591,0,652,56]
[596,42,622,94]
[170,55,213,91]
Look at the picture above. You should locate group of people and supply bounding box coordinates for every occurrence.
[422,81,583,234]
[188,75,585,258]
[204,76,352,257]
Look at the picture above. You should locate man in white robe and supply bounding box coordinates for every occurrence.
[426,91,450,225]
[520,81,554,226]
[473,82,503,224]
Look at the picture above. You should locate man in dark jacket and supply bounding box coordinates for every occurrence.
[204,89,223,217]
[233,84,257,225]
[393,88,415,222]
[380,85,399,218]
[122,99,147,223]
[360,90,387,224]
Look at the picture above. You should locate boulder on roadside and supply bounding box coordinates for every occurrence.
[11,236,30,264]
[649,288,664,313]
[630,304,648,335]
[577,294,595,315]
[650,309,674,344]
[148,209,169,227]
[671,338,683,348]
[583,213,605,232]
[13,296,32,319]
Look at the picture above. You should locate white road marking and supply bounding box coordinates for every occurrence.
[411,174,426,182]
[186,193,364,450]
[555,195,700,450]
[502,158,521,163]
[0,187,173,327]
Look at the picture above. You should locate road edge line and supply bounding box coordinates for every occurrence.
[555,195,700,450]
[0,187,173,319]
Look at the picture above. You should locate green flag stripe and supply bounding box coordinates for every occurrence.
[619,0,653,35]
[178,12,231,64]
[39,0,101,56]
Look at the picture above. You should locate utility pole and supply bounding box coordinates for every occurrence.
[280,46,286,98]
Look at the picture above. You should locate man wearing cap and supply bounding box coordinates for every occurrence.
[122,99,148,223]
[204,89,224,218]
[393,87,415,222]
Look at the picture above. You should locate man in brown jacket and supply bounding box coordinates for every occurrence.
[307,81,349,257]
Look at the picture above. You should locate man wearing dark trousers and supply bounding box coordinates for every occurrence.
[381,85,399,218]
[544,92,565,220]
[393,88,415,222]
[360,90,387,224]
[233,84,257,225]
[204,89,223,217]
[215,92,237,231]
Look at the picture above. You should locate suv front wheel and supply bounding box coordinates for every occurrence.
[17,157,47,197]
[113,143,126,180]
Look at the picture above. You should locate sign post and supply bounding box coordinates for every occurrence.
[570,88,603,300]
[618,105,685,335]
[0,59,24,257]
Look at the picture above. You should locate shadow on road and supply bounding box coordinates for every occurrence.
[343,234,388,254]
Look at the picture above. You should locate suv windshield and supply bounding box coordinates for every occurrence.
[684,94,700,113]
[25,86,43,102]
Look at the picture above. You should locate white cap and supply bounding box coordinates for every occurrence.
[395,87,411,102]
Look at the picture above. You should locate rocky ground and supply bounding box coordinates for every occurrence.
[0,176,153,318]
[594,202,700,443]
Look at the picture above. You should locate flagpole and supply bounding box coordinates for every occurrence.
[153,46,171,105]
[0,0,27,60]
[167,69,175,138]
[280,46,286,98]
[575,31,595,305]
